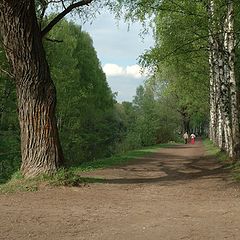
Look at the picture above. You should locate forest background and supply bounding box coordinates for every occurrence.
[1,0,239,183]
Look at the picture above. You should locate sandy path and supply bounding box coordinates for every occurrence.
[1,140,240,240]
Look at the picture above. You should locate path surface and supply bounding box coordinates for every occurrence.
[1,141,240,240]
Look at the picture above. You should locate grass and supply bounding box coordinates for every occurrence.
[202,138,228,163]
[202,139,240,181]
[232,166,240,181]
[74,143,173,172]
[0,143,175,194]
[0,169,106,194]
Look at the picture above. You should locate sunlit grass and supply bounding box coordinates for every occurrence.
[75,143,173,172]
[202,138,228,163]
[202,138,240,181]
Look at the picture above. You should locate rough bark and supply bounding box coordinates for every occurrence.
[0,0,64,177]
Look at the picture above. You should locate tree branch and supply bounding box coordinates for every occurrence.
[61,0,67,10]
[45,37,63,43]
[41,0,94,37]
[0,66,14,79]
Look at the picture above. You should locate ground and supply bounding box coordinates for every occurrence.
[1,141,240,240]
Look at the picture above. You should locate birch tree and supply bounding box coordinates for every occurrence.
[207,0,239,158]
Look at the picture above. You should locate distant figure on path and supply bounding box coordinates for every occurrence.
[190,133,196,144]
[183,132,189,144]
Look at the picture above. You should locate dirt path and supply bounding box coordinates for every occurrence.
[1,140,240,240]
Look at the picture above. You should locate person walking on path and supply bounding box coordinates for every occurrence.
[190,133,196,144]
[183,132,189,144]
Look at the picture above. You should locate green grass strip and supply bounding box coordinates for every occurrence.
[74,143,174,172]
[202,138,228,163]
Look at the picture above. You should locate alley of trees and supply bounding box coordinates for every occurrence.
[1,0,240,181]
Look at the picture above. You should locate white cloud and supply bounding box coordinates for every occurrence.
[103,63,147,79]
[103,64,124,77]
[79,10,154,102]
[126,65,142,78]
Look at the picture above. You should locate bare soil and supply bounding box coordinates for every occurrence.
[1,140,240,240]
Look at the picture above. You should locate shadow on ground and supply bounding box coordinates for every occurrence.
[81,143,229,186]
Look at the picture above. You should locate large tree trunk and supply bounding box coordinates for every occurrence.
[0,0,64,177]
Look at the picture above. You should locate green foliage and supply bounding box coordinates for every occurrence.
[45,18,123,165]
[137,1,210,134]
[0,45,20,184]
[116,81,181,152]
[113,1,210,134]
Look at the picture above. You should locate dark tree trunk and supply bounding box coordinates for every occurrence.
[0,0,64,177]
[178,107,190,133]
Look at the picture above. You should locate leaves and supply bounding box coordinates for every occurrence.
[45,18,122,164]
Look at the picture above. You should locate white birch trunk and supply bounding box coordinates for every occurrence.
[208,0,218,144]
[226,0,239,159]
[220,40,233,156]
[208,47,216,142]
[217,106,223,149]
[219,0,238,158]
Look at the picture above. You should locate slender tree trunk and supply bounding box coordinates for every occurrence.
[225,0,240,159]
[218,33,233,156]
[0,0,64,177]
[179,107,190,133]
[211,36,220,147]
[208,0,218,145]
[208,47,216,142]
[223,121,229,152]
[217,107,223,149]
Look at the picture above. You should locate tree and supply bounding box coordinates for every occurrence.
[45,19,120,163]
[207,0,240,158]
[139,1,209,135]
[117,0,240,159]
[0,0,98,177]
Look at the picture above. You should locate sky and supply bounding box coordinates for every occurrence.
[79,10,154,102]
